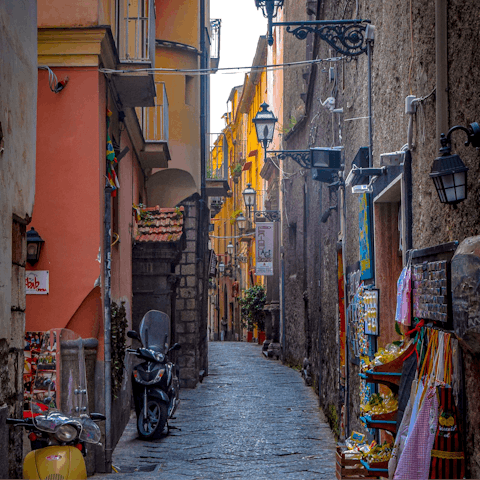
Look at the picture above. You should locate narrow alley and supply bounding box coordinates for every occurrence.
[99,342,336,479]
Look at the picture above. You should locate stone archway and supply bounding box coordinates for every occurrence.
[146,168,198,207]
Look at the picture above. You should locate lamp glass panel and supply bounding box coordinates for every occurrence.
[456,185,466,201]
[442,174,454,189]
[27,243,38,256]
[312,150,329,168]
[255,120,275,143]
[454,171,466,187]
[433,176,446,203]
[237,216,246,230]
[445,187,456,203]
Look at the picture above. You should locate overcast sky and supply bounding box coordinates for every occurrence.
[209,1,267,138]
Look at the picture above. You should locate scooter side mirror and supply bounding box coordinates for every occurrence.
[90,413,106,421]
[169,343,181,352]
[127,330,140,341]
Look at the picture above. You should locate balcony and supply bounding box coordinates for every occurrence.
[111,0,156,107]
[136,82,170,169]
[206,133,230,197]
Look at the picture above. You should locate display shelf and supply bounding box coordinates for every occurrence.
[360,411,397,434]
[359,371,401,393]
[369,342,416,374]
[336,446,379,480]
[360,459,389,476]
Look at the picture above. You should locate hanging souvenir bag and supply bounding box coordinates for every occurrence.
[395,255,412,326]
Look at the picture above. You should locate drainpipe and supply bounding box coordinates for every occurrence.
[198,0,207,258]
[104,184,113,472]
[436,0,448,146]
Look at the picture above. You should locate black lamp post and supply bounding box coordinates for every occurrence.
[430,122,480,206]
[27,227,45,266]
[252,103,277,162]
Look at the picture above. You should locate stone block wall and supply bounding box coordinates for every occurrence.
[176,196,209,388]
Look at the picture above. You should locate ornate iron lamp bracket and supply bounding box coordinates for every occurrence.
[254,210,281,222]
[269,150,311,169]
[272,20,371,56]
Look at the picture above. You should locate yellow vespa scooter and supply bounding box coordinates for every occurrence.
[8,328,104,479]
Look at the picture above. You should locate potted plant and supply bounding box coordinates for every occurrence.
[231,163,242,182]
[239,285,266,343]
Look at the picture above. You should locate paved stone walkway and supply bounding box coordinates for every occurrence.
[97,342,336,479]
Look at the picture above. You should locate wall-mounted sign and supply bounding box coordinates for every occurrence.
[208,250,217,277]
[255,222,274,276]
[26,271,49,294]
[359,193,373,280]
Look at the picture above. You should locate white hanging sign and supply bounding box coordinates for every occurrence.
[26,270,49,294]
[255,222,274,276]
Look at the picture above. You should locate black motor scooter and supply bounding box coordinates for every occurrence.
[127,310,181,439]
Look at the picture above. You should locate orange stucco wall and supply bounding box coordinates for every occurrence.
[37,0,104,27]
[155,0,199,49]
[26,67,103,336]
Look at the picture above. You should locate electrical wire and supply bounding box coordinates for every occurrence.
[38,66,68,93]
[209,232,255,239]
[99,56,344,77]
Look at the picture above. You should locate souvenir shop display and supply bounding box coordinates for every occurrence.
[23,331,59,416]
[339,244,463,479]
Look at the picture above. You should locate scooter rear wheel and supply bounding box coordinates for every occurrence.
[137,399,167,439]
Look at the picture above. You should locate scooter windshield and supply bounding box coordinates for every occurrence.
[139,310,171,354]
[31,329,89,429]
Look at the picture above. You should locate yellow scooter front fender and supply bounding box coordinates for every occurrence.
[23,445,87,479]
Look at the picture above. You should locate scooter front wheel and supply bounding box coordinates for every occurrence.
[137,399,167,439]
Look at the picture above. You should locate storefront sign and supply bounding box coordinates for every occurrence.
[26,270,49,294]
[255,222,274,276]
[359,193,373,280]
[208,250,217,277]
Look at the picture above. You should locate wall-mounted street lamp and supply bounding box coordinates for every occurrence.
[241,184,280,222]
[227,242,234,256]
[252,104,344,182]
[27,227,45,266]
[254,0,372,56]
[218,261,225,274]
[252,102,277,163]
[254,1,375,172]
[242,183,257,214]
[236,213,247,232]
[429,122,480,206]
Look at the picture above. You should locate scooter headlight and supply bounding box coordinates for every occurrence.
[133,368,165,385]
[55,424,78,442]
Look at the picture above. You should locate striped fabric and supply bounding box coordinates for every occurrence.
[429,386,465,479]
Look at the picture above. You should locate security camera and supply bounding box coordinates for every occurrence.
[321,97,336,112]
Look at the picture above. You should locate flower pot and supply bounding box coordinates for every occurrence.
[257,330,266,345]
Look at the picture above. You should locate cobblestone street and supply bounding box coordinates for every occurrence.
[96,342,336,479]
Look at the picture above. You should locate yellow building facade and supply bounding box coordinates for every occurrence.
[209,37,269,342]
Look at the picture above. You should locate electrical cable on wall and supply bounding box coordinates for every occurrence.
[38,66,69,93]
[99,56,344,77]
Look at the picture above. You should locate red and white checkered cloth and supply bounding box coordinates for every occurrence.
[394,386,439,480]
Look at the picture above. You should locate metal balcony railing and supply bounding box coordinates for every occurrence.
[136,82,169,142]
[208,133,229,180]
[117,0,155,64]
